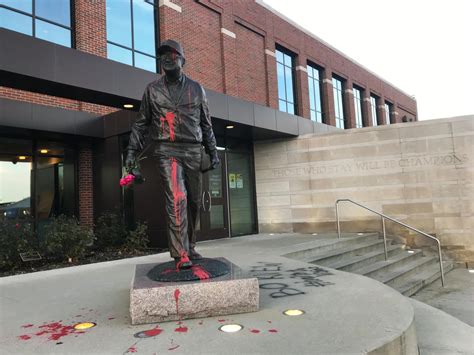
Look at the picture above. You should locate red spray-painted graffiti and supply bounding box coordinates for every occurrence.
[161,112,176,141]
[170,158,186,227]
[191,265,210,280]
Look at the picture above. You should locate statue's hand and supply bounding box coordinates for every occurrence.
[131,168,145,184]
[209,150,220,169]
[125,150,136,170]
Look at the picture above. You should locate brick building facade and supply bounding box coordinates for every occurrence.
[0,0,417,244]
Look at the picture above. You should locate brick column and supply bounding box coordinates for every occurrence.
[220,14,239,96]
[321,69,335,126]
[392,103,400,123]
[264,42,278,109]
[78,146,93,229]
[343,79,355,129]
[295,56,310,119]
[377,95,386,126]
[74,0,107,57]
[361,89,372,127]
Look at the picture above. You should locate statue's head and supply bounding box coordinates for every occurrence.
[157,40,185,74]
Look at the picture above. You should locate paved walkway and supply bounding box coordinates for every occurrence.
[1,233,472,354]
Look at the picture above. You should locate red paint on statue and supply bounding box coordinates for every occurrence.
[191,265,210,280]
[144,326,163,337]
[160,112,176,141]
[170,158,186,227]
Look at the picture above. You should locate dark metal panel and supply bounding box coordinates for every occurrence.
[206,90,228,119]
[254,104,277,131]
[32,103,76,134]
[228,96,254,126]
[75,112,104,138]
[0,98,33,129]
[297,116,315,135]
[275,110,298,135]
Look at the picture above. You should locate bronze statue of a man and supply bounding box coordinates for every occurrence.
[125,40,219,270]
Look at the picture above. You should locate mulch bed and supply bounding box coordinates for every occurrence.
[1,248,167,277]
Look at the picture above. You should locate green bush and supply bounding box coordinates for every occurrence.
[41,215,94,261]
[0,218,36,270]
[94,211,128,249]
[123,221,149,252]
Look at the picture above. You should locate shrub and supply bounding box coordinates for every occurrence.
[41,215,94,261]
[123,221,149,252]
[0,218,36,270]
[94,210,128,249]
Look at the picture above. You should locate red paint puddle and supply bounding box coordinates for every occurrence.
[161,112,176,141]
[174,288,180,318]
[250,329,260,334]
[18,335,31,340]
[168,345,180,351]
[269,329,278,333]
[144,326,163,337]
[174,326,188,333]
[21,324,34,328]
[191,265,210,280]
[170,158,186,228]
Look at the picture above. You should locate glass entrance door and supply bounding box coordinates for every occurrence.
[199,150,228,241]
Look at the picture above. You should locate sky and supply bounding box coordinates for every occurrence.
[262,0,474,120]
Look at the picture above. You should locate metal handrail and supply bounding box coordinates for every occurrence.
[335,199,445,287]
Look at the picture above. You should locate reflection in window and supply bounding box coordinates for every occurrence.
[276,48,296,115]
[0,0,72,47]
[384,102,392,125]
[106,0,157,72]
[370,95,378,126]
[307,64,323,123]
[332,77,345,129]
[353,87,364,128]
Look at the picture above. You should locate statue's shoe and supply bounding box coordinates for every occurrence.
[189,249,203,260]
[175,253,193,270]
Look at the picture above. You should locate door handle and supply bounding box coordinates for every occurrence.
[202,191,212,212]
[206,191,212,212]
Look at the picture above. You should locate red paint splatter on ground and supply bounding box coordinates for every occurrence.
[268,329,278,333]
[19,321,86,342]
[250,329,260,334]
[174,288,180,317]
[18,335,31,340]
[170,158,186,227]
[161,112,176,141]
[168,345,180,351]
[127,344,138,353]
[174,326,188,333]
[217,319,226,323]
[21,324,34,328]
[144,326,163,337]
[191,265,210,280]
[35,331,48,336]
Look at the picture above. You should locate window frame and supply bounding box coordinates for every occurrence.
[307,62,324,123]
[384,101,392,125]
[275,45,298,115]
[353,86,364,128]
[370,94,379,126]
[332,76,345,129]
[0,0,74,47]
[106,0,159,72]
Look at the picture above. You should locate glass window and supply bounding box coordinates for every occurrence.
[307,63,323,123]
[332,77,345,129]
[384,102,392,125]
[353,87,364,128]
[275,47,296,115]
[0,0,72,47]
[370,95,378,126]
[106,0,157,72]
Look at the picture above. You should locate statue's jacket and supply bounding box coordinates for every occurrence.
[127,74,217,155]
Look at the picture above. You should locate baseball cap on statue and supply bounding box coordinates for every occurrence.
[157,39,185,64]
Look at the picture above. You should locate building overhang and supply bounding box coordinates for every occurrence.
[0,29,336,139]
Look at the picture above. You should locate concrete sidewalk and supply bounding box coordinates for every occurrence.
[0,233,472,354]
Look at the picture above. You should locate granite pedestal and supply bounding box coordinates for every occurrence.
[130,257,259,325]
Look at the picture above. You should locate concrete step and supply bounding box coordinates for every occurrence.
[282,233,379,261]
[399,261,454,297]
[373,255,439,288]
[326,244,404,272]
[308,239,390,266]
[353,249,424,278]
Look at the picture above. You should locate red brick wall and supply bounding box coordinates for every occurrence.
[78,146,94,229]
[158,0,417,121]
[0,87,118,116]
[234,22,267,106]
[74,0,107,57]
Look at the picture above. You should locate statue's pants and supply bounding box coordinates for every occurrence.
[155,142,202,258]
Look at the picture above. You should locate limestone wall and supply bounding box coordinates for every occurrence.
[254,116,473,261]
